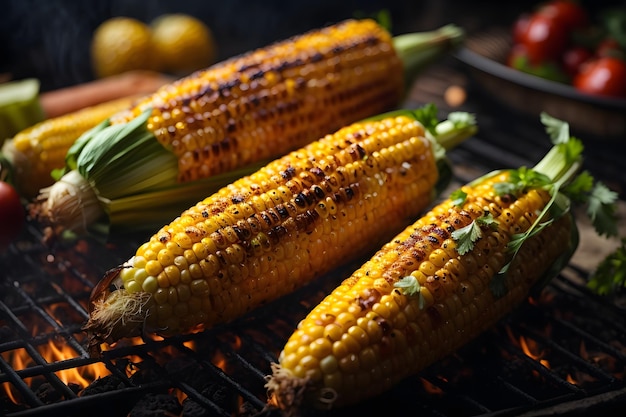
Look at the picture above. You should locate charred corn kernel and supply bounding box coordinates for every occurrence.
[266,138,584,411]
[2,96,137,197]
[85,107,477,347]
[108,19,405,183]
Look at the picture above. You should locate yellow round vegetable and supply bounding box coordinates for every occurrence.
[91,17,157,78]
[150,14,216,75]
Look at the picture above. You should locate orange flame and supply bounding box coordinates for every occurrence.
[213,349,227,372]
[518,335,550,369]
[2,338,111,405]
[421,377,444,395]
[505,326,550,370]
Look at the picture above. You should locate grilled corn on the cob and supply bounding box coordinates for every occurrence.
[1,96,139,198]
[265,113,618,411]
[84,106,477,350]
[32,20,465,237]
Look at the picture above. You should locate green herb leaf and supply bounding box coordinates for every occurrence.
[541,112,570,144]
[494,167,552,197]
[507,220,553,254]
[587,182,619,237]
[587,237,626,295]
[563,171,594,203]
[450,189,467,207]
[412,103,439,135]
[489,273,507,299]
[394,275,420,295]
[451,213,498,255]
[394,276,425,309]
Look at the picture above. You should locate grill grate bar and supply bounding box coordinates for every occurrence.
[173,337,269,409]
[193,349,269,409]
[0,299,33,347]
[493,376,539,405]
[0,355,44,408]
[514,322,617,384]
[500,341,583,394]
[421,374,495,414]
[172,382,233,417]
[2,66,625,416]
[4,382,168,417]
[552,317,626,363]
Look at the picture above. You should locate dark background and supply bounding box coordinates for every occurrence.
[0,0,623,92]
[0,0,531,92]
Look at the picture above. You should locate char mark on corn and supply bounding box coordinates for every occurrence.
[265,170,575,410]
[108,19,405,183]
[85,113,446,346]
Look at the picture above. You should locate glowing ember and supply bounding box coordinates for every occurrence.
[421,377,444,395]
[212,349,228,372]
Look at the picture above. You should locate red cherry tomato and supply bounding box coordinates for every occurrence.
[0,180,25,250]
[519,13,569,65]
[512,13,531,44]
[561,46,592,77]
[573,57,626,98]
[538,0,589,31]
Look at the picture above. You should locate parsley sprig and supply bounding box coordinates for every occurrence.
[450,113,618,296]
[451,213,498,255]
[587,238,626,295]
[395,113,618,301]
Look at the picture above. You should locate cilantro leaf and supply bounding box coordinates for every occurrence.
[587,237,626,295]
[563,171,594,203]
[412,103,439,135]
[451,213,498,255]
[494,167,552,197]
[450,189,467,207]
[394,276,425,309]
[587,182,619,237]
[541,112,570,145]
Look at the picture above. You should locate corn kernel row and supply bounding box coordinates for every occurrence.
[109,19,404,182]
[266,170,574,410]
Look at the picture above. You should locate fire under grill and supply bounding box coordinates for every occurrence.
[1,62,625,417]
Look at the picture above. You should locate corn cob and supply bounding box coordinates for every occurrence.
[83,106,477,350]
[265,113,619,412]
[31,20,465,237]
[1,96,139,198]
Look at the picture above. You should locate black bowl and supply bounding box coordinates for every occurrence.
[455,28,626,139]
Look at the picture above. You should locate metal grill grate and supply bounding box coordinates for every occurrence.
[1,61,625,417]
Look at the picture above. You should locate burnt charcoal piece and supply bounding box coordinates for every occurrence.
[35,382,63,403]
[80,374,126,396]
[128,393,182,417]
[201,382,237,412]
[181,397,211,417]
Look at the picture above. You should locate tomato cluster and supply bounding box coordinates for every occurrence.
[507,0,626,98]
